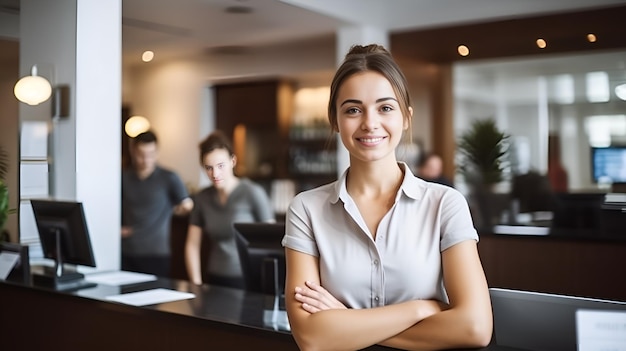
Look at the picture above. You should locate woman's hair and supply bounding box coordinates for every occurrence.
[198,130,234,164]
[327,44,413,133]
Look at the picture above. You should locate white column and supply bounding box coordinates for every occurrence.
[75,0,122,272]
[335,26,389,177]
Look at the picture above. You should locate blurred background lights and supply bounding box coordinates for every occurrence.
[587,33,597,43]
[536,38,547,49]
[457,45,470,57]
[615,84,626,101]
[142,50,155,62]
[125,115,151,137]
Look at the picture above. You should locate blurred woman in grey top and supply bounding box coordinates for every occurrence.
[282,44,493,350]
[185,130,274,289]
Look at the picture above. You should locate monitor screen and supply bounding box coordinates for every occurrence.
[30,200,96,269]
[591,146,626,184]
[234,222,285,296]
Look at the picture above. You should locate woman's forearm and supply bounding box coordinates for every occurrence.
[379,304,493,350]
[184,248,202,284]
[184,241,202,284]
[290,299,438,351]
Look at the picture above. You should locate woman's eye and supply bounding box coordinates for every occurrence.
[381,105,393,112]
[346,107,360,114]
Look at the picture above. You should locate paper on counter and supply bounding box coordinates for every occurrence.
[577,309,626,351]
[105,288,195,306]
[84,270,157,286]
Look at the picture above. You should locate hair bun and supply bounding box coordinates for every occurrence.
[346,44,390,57]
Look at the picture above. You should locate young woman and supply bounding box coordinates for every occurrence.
[185,130,274,289]
[282,44,493,350]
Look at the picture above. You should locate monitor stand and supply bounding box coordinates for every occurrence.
[32,228,96,291]
[32,265,96,291]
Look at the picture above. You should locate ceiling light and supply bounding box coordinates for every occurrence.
[457,45,470,57]
[615,84,626,101]
[587,34,597,43]
[536,39,547,49]
[142,51,154,62]
[125,116,151,137]
[14,65,52,106]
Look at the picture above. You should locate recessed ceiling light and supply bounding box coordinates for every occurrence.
[587,34,597,43]
[142,50,154,62]
[536,39,547,49]
[457,45,470,57]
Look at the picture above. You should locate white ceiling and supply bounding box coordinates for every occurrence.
[121,0,626,67]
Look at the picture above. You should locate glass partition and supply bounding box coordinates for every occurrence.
[453,49,626,194]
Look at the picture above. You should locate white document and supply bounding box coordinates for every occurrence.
[0,252,20,280]
[20,162,49,198]
[20,121,48,159]
[577,309,626,351]
[84,271,157,286]
[105,288,195,306]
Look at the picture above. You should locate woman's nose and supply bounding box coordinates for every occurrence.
[361,110,379,131]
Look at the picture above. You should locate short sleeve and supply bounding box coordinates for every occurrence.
[168,171,189,204]
[439,188,478,251]
[188,192,204,227]
[282,193,319,257]
[248,182,275,222]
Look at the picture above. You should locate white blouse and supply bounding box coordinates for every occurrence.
[282,163,478,308]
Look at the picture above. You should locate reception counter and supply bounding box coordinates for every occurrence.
[0,273,543,351]
[3,275,505,351]
[479,225,626,302]
[3,271,626,350]
[0,277,300,350]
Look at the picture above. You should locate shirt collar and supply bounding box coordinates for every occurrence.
[331,162,427,204]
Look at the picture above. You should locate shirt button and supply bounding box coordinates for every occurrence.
[374,296,380,301]
[373,259,379,265]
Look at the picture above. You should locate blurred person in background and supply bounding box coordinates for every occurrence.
[416,151,454,187]
[185,130,274,288]
[122,130,194,277]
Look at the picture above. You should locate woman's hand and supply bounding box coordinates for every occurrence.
[294,281,347,314]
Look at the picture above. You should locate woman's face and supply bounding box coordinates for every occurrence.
[202,148,236,189]
[335,71,410,165]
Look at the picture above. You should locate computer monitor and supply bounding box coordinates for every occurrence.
[591,146,626,184]
[30,199,97,291]
[234,222,286,297]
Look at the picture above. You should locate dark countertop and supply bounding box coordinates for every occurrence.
[74,276,292,333]
[0,274,515,351]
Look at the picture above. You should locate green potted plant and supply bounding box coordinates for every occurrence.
[0,145,17,241]
[457,118,509,227]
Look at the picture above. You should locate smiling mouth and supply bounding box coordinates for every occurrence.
[357,137,386,143]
